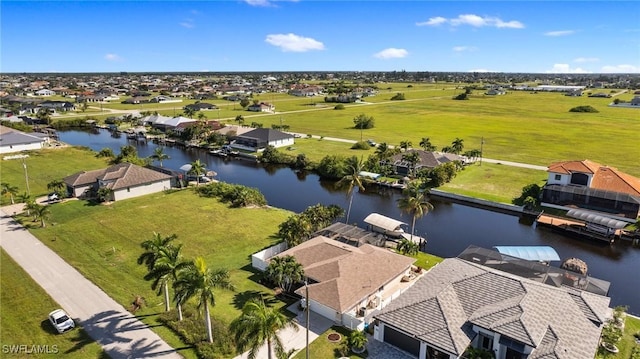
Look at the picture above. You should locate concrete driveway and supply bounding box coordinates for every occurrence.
[0,209,182,359]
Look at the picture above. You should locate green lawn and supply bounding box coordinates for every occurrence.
[439,162,548,204]
[19,189,292,358]
[596,315,640,359]
[0,249,105,358]
[293,326,366,359]
[1,147,110,205]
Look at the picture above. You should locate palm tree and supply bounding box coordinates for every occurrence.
[184,107,197,119]
[396,238,419,255]
[1,182,19,204]
[197,112,207,121]
[265,255,305,292]
[137,232,178,271]
[419,137,437,152]
[17,192,34,216]
[451,137,464,154]
[36,108,51,126]
[230,297,298,359]
[174,257,234,343]
[144,244,190,318]
[33,204,50,227]
[399,140,412,152]
[188,159,206,187]
[374,142,391,160]
[47,179,66,198]
[401,151,421,178]
[335,156,365,224]
[151,147,170,167]
[397,182,434,242]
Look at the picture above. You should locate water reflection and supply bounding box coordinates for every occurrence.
[57,129,640,314]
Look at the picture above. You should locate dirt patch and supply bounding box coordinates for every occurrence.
[327,333,341,342]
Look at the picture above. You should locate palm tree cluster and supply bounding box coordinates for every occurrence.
[138,232,234,343]
[277,204,344,247]
[264,255,305,293]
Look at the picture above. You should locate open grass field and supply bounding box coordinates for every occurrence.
[440,162,548,204]
[15,189,292,358]
[1,147,110,205]
[0,249,105,358]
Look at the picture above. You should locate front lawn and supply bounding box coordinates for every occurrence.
[293,326,366,359]
[0,249,104,358]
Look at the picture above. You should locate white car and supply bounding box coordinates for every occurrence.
[48,309,75,333]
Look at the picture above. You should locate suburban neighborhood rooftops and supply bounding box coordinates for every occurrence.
[239,128,294,142]
[548,160,640,196]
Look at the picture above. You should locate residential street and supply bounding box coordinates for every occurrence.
[0,209,182,359]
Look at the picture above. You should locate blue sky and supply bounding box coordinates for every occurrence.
[2,1,639,73]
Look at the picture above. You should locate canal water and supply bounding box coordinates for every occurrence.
[59,129,640,314]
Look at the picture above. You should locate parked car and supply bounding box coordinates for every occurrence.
[48,309,75,333]
[367,139,377,147]
[48,193,60,202]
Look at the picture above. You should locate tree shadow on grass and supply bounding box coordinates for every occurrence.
[239,263,266,285]
[232,290,281,311]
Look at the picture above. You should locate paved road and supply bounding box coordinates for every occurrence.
[0,209,182,359]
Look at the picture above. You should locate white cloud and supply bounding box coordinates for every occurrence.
[545,64,591,74]
[180,20,195,28]
[104,53,123,62]
[416,16,446,26]
[600,64,640,73]
[418,14,524,29]
[544,30,575,36]
[265,33,324,52]
[373,48,409,59]
[244,0,298,6]
[453,46,477,52]
[574,57,599,63]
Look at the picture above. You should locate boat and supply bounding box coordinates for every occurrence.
[209,149,228,157]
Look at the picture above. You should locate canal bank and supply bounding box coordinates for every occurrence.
[56,129,640,315]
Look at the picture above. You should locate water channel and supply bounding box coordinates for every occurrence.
[58,129,640,314]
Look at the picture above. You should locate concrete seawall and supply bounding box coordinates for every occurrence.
[429,189,526,216]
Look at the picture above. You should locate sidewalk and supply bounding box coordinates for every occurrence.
[0,209,182,359]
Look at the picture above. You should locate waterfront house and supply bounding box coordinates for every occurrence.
[374,246,611,359]
[541,159,640,219]
[384,150,465,177]
[247,102,275,112]
[230,128,294,152]
[63,163,172,201]
[0,125,48,153]
[271,235,416,330]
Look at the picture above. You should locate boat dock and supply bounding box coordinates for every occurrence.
[536,213,620,243]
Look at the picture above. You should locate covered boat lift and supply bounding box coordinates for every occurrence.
[493,246,560,263]
[363,213,407,238]
[566,209,629,236]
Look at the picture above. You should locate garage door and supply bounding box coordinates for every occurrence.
[384,325,420,357]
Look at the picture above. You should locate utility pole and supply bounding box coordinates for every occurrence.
[480,136,484,166]
[22,156,30,195]
[305,279,310,359]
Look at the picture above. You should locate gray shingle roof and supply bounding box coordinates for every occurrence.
[0,130,46,146]
[375,258,610,358]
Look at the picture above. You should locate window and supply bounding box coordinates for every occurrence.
[479,333,494,350]
[554,174,561,181]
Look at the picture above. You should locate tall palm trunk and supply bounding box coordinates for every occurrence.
[205,302,213,343]
[163,283,170,312]
[345,191,354,224]
[177,303,183,321]
[267,339,273,359]
[411,216,416,242]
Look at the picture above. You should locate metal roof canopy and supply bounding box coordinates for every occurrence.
[566,209,629,229]
[363,213,406,231]
[493,246,561,262]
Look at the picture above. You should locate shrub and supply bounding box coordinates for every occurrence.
[390,92,406,100]
[351,141,371,150]
[453,93,469,100]
[334,104,345,110]
[569,105,599,113]
[195,182,267,207]
[158,310,234,359]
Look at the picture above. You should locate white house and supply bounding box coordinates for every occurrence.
[0,126,47,154]
[63,163,173,201]
[35,89,55,96]
[247,102,275,112]
[230,128,294,151]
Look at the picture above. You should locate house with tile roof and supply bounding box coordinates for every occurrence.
[374,249,611,359]
[272,236,415,330]
[63,163,172,201]
[542,160,640,219]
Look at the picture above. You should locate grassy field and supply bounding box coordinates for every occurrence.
[16,189,292,358]
[596,315,640,359]
[0,249,105,358]
[1,147,110,205]
[440,162,548,204]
